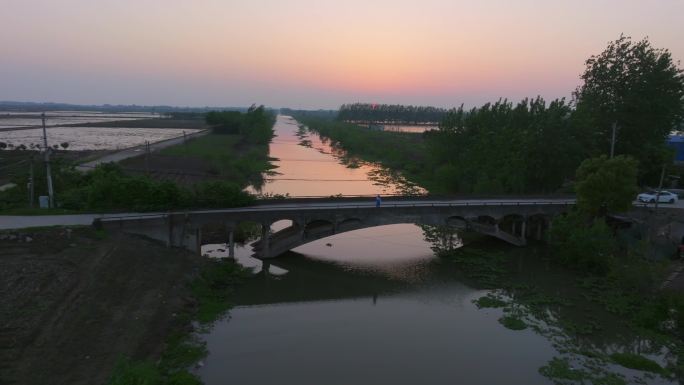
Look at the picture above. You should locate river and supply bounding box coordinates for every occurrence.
[198,115,676,385]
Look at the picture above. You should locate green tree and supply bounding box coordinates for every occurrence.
[547,211,617,275]
[575,155,638,216]
[426,97,580,194]
[206,110,243,134]
[574,35,684,183]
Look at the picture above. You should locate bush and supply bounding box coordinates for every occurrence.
[107,358,162,385]
[84,165,187,211]
[548,211,616,275]
[193,180,255,208]
[575,155,638,216]
[205,106,275,144]
[610,353,666,374]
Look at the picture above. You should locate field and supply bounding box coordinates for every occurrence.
[119,133,274,187]
[0,227,204,385]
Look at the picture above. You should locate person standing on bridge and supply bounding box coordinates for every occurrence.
[375,194,382,207]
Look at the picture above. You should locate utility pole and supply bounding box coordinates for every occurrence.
[41,113,54,208]
[610,122,617,158]
[654,163,666,215]
[145,140,150,175]
[28,155,34,208]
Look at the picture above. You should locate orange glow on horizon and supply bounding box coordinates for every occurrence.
[1,0,683,107]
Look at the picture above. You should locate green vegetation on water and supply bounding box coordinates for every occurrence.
[427,227,680,383]
[610,353,666,375]
[191,259,252,324]
[498,315,527,330]
[472,294,507,309]
[538,357,587,382]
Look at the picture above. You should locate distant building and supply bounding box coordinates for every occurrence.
[668,135,684,162]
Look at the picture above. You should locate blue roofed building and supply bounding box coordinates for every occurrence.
[668,135,684,162]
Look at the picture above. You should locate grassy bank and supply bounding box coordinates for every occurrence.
[149,132,275,187]
[107,259,251,385]
[0,225,252,385]
[293,115,434,190]
[0,227,218,385]
[294,98,580,195]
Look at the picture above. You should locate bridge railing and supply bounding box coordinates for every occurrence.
[94,199,576,223]
[187,199,577,212]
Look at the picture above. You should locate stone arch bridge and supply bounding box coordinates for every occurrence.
[95,197,575,258]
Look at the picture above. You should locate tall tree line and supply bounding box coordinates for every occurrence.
[206,105,275,144]
[338,103,447,124]
[331,36,683,193]
[426,97,582,193]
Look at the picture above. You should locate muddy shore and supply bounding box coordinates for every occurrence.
[0,227,204,385]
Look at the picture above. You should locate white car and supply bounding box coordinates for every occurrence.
[637,190,679,203]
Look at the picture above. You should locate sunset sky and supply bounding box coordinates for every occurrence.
[1,0,683,109]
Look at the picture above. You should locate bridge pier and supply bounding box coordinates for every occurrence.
[521,220,526,239]
[195,227,202,256]
[261,224,270,259]
[536,221,543,241]
[228,229,235,258]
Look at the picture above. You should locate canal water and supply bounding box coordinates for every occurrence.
[199,115,675,385]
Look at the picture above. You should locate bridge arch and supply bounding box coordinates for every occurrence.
[475,215,497,226]
[95,196,575,257]
[338,218,363,232]
[499,214,527,237]
[304,219,335,236]
[446,216,468,229]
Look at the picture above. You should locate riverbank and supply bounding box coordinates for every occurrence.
[0,227,197,384]
[0,226,249,385]
[442,241,684,384]
[293,115,432,189]
[289,115,684,384]
[118,132,274,187]
[0,111,276,212]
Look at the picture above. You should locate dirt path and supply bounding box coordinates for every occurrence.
[0,227,204,385]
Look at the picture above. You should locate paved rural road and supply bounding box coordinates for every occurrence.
[1,213,113,230]
[75,129,210,172]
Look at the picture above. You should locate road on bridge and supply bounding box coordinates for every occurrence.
[0,198,578,230]
[5,197,682,231]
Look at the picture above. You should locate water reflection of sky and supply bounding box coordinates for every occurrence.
[251,115,419,197]
[295,224,435,282]
[201,281,558,385]
[199,115,678,385]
